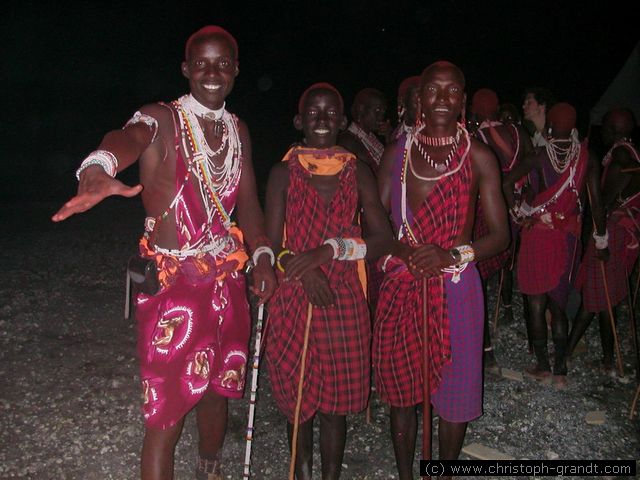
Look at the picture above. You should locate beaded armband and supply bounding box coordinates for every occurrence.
[75,150,118,180]
[323,237,367,261]
[593,229,609,250]
[125,111,159,143]
[449,244,475,266]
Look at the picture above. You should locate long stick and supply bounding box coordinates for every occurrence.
[243,282,266,479]
[586,184,624,376]
[289,303,314,480]
[633,266,640,308]
[601,261,625,377]
[626,266,640,382]
[492,269,504,331]
[421,278,432,463]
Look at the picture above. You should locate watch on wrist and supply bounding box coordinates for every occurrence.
[450,247,461,265]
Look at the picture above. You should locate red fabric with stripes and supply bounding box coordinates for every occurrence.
[374,144,472,405]
[265,153,370,423]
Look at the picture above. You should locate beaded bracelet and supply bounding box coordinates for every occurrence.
[75,150,118,180]
[593,229,609,250]
[276,249,292,272]
[324,237,367,261]
[450,244,475,266]
[252,246,275,266]
[323,239,340,259]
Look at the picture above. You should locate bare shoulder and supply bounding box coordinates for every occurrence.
[470,137,498,170]
[268,161,290,189]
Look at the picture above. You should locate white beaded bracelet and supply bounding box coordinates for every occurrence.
[252,246,275,266]
[323,238,340,259]
[75,150,118,180]
[593,229,609,250]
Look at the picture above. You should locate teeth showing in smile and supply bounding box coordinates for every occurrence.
[434,107,449,112]
[314,129,330,134]
[203,84,222,91]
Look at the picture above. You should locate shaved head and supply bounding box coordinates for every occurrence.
[420,61,466,91]
[298,82,344,114]
[185,25,238,60]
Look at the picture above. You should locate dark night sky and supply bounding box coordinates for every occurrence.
[4,1,638,201]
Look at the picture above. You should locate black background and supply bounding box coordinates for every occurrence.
[4,1,638,201]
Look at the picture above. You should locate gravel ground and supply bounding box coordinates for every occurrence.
[1,200,639,479]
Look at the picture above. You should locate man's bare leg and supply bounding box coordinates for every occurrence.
[390,405,417,480]
[548,298,569,387]
[196,390,228,462]
[141,418,185,480]
[526,294,552,380]
[501,268,514,323]
[598,311,615,372]
[437,419,468,480]
[318,413,346,479]
[287,416,314,480]
[567,304,594,356]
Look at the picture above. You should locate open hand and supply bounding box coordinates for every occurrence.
[52,166,142,222]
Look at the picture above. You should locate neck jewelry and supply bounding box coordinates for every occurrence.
[348,122,384,164]
[545,129,580,174]
[412,125,462,173]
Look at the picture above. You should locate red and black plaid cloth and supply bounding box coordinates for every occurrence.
[265,153,370,423]
[373,142,472,406]
[518,143,588,298]
[576,201,640,312]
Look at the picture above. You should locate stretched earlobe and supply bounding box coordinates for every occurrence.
[293,114,303,131]
[181,62,189,79]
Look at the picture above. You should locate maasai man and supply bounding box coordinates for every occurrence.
[392,75,422,139]
[505,102,608,389]
[338,87,390,175]
[470,88,534,369]
[569,108,640,373]
[52,26,277,480]
[264,83,392,480]
[373,61,509,479]
[338,87,392,317]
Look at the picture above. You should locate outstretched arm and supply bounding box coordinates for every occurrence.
[50,111,158,222]
[235,120,276,304]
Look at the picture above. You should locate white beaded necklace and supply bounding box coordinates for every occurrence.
[545,129,580,174]
[177,95,242,205]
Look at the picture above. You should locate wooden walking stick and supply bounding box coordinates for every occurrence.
[289,303,314,480]
[421,278,432,463]
[600,261,625,376]
[586,184,624,376]
[243,282,266,479]
[626,266,640,383]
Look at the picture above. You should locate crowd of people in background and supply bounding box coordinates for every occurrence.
[52,25,639,480]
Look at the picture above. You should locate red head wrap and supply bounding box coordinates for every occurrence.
[471,88,499,118]
[547,102,576,133]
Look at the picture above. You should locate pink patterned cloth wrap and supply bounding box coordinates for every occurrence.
[135,106,250,430]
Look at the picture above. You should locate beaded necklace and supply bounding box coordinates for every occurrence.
[410,124,465,176]
[545,129,579,174]
[175,97,242,231]
[347,122,384,164]
[399,127,471,242]
[602,138,639,168]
